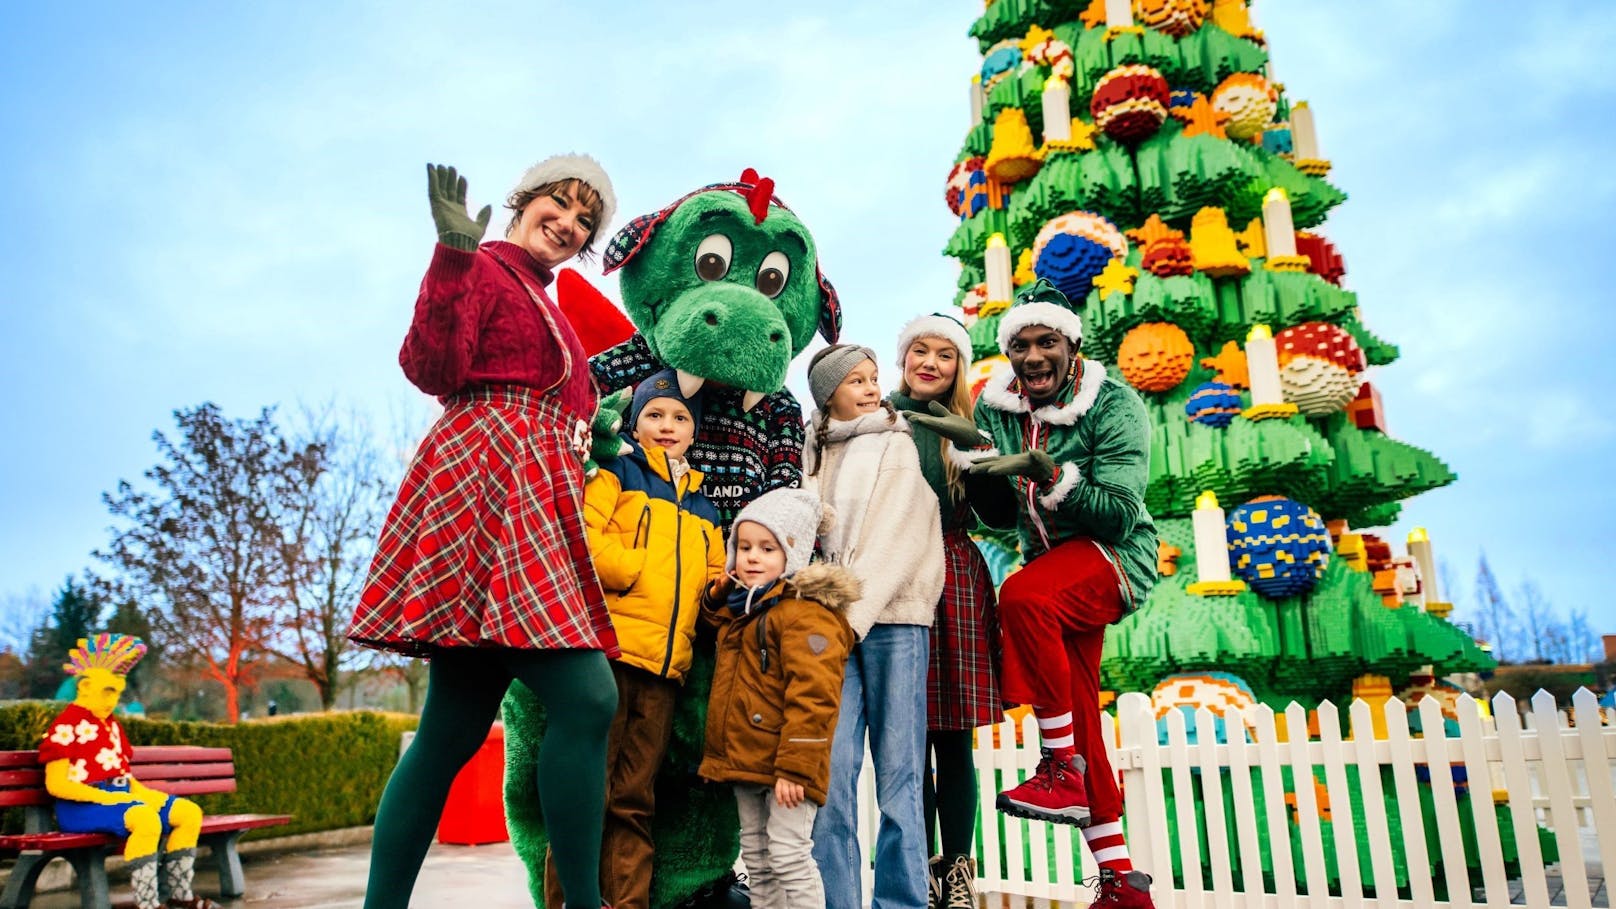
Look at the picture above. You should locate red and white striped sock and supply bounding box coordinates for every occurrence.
[1082,820,1132,873]
[1033,709,1077,761]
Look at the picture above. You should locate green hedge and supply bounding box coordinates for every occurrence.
[0,702,417,839]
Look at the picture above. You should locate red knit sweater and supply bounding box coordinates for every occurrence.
[400,240,596,417]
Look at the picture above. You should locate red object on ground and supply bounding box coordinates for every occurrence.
[556,268,635,357]
[437,723,509,846]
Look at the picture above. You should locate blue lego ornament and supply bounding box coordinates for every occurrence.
[1185,380,1242,427]
[1227,496,1331,597]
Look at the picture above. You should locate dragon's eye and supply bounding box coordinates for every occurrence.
[756,251,791,298]
[694,234,732,281]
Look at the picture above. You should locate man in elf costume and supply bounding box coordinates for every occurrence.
[39,634,219,909]
[910,279,1158,908]
[506,170,839,908]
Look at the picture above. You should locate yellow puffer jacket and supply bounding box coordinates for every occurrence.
[583,441,726,682]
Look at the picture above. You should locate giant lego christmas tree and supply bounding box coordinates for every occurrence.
[943,0,1493,715]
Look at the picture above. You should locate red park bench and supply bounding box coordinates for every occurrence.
[0,746,291,908]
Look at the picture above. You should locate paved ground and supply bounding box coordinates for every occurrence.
[21,840,1609,908]
[29,841,535,909]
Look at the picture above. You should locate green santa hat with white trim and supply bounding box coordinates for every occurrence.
[994,277,1083,354]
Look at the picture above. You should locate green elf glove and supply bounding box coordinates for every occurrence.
[427,163,493,252]
[970,449,1057,485]
[901,400,990,449]
[584,390,633,478]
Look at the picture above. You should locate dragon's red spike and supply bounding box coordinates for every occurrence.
[745,177,774,224]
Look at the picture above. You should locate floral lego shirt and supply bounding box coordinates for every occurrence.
[38,703,132,785]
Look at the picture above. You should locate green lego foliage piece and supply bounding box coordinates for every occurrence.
[1312,413,1456,523]
[958,121,993,160]
[1146,415,1334,518]
[1337,310,1400,366]
[968,310,1004,360]
[943,207,1012,270]
[1010,142,1140,239]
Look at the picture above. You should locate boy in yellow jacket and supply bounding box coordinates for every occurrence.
[544,367,726,909]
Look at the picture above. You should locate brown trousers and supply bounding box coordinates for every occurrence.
[545,661,677,909]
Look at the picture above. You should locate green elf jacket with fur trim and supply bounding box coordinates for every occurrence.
[971,359,1158,613]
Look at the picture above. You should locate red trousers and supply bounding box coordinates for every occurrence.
[998,537,1124,822]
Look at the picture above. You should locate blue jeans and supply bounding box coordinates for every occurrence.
[812,623,930,909]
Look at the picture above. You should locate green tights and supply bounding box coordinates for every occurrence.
[364,648,617,909]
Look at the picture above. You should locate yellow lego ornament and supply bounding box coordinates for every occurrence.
[986,108,1043,184]
[1188,207,1251,277]
[42,635,219,909]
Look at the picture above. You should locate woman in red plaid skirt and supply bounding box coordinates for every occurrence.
[890,314,1019,909]
[347,158,621,909]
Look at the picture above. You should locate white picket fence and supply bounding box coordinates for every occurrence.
[852,688,1616,908]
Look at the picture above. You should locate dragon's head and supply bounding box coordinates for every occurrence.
[604,170,839,406]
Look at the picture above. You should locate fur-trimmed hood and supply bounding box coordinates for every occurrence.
[782,562,862,613]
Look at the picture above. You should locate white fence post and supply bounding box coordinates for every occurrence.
[964,688,1615,909]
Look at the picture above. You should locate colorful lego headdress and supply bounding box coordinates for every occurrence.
[63,634,148,678]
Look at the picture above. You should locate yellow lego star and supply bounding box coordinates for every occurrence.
[1020,25,1056,52]
[1014,247,1037,286]
[1093,258,1139,298]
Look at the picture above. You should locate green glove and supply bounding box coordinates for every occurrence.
[970,449,1057,485]
[427,163,492,252]
[901,400,988,449]
[584,389,633,478]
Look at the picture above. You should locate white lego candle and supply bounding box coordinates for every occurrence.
[970,75,985,126]
[1105,0,1134,27]
[1262,187,1298,259]
[1291,101,1320,159]
[985,233,1013,303]
[1193,491,1233,583]
[1246,324,1284,406]
[1407,527,1441,605]
[1042,78,1072,142]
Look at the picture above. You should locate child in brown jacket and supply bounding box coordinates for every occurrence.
[698,487,859,908]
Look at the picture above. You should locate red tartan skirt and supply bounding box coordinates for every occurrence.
[348,385,618,658]
[927,529,1002,731]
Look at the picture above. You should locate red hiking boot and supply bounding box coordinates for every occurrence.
[995,749,1093,826]
[1092,869,1156,908]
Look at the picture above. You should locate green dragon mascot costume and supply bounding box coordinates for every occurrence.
[505,169,840,908]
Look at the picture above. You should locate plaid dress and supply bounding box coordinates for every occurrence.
[348,385,618,658]
[928,525,1002,731]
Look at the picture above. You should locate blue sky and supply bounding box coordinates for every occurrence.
[1,2,1611,651]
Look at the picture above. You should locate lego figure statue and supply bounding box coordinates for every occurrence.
[40,634,219,909]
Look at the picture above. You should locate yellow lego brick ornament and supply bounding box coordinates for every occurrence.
[1189,207,1251,277]
[986,107,1043,184]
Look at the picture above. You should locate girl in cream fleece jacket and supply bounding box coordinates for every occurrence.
[800,343,944,909]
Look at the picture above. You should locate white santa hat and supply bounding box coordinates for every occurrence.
[895,312,974,368]
[510,153,617,232]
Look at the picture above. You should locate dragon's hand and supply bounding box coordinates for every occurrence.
[901,400,988,449]
[584,390,632,478]
[427,163,492,252]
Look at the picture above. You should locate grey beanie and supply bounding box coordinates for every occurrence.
[727,487,824,578]
[807,344,879,410]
